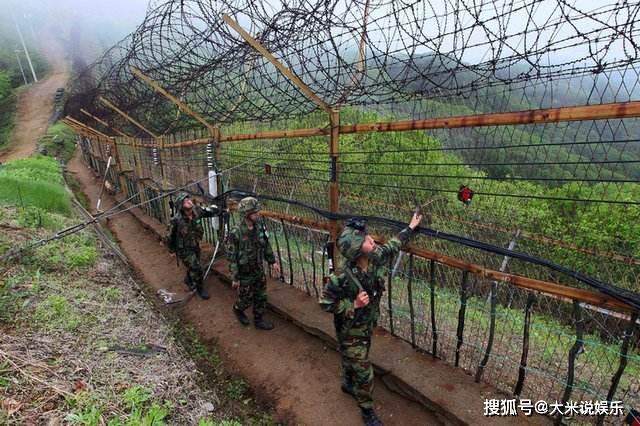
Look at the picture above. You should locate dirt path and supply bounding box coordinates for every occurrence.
[0,34,69,162]
[68,151,441,425]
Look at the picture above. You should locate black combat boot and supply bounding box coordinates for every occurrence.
[361,408,383,426]
[184,275,194,290]
[254,315,274,330]
[196,284,209,300]
[233,306,250,326]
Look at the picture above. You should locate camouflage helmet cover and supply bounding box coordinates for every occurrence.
[175,192,190,208]
[337,226,366,262]
[238,196,261,215]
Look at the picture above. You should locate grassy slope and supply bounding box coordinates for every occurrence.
[0,154,274,424]
[38,122,77,162]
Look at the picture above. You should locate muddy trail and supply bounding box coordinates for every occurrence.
[67,151,441,425]
[0,33,69,162]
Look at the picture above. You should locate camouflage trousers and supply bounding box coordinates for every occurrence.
[234,273,267,317]
[338,327,374,409]
[177,249,203,289]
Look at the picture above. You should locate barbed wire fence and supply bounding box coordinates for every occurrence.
[63,1,640,423]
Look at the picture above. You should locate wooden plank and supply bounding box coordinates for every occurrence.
[62,117,92,136]
[340,100,640,134]
[164,100,640,146]
[234,207,637,314]
[403,244,635,313]
[222,127,329,141]
[222,14,331,113]
[99,96,158,139]
[64,116,113,140]
[130,67,216,134]
[61,118,85,135]
[258,209,332,232]
[80,108,131,137]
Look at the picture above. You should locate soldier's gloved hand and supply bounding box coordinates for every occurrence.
[270,262,281,277]
[409,212,423,230]
[232,280,240,290]
[354,291,370,309]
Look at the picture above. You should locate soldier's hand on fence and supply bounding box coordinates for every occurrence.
[270,262,281,277]
[409,212,423,230]
[354,291,370,308]
[232,280,240,290]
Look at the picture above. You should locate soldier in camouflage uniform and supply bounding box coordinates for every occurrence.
[166,192,221,299]
[320,212,422,426]
[226,197,281,330]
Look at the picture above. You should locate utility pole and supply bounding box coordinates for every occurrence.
[12,13,38,83]
[14,49,28,85]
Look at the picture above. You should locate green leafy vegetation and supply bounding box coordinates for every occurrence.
[180,325,223,368]
[0,156,71,214]
[225,379,248,401]
[64,387,171,426]
[224,106,640,291]
[34,294,82,331]
[0,70,16,148]
[198,420,243,426]
[0,21,48,149]
[0,205,272,424]
[38,122,77,162]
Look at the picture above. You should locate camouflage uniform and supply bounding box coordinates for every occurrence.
[166,193,220,297]
[320,224,413,413]
[226,197,277,325]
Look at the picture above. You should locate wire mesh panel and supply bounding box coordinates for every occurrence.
[66,0,640,423]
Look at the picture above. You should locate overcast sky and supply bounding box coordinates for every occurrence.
[5,0,635,68]
[7,0,148,44]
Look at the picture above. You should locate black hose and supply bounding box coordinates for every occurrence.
[219,189,640,311]
[5,184,638,312]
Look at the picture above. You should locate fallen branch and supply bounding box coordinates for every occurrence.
[0,349,74,398]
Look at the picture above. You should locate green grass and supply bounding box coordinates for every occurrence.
[34,294,82,332]
[17,232,97,271]
[38,122,77,162]
[225,378,248,401]
[0,91,16,149]
[198,420,242,426]
[0,156,71,214]
[64,387,173,426]
[16,206,66,229]
[0,272,31,324]
[180,325,223,368]
[102,286,122,302]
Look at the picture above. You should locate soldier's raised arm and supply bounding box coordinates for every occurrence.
[368,212,423,265]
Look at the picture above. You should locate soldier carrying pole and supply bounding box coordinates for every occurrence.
[165,192,223,299]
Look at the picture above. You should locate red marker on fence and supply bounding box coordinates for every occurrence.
[458,185,474,205]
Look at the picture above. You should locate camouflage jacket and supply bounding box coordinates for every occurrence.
[320,228,413,334]
[167,205,219,253]
[226,220,276,282]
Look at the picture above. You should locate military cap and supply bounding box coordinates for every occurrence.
[337,225,366,262]
[175,192,190,208]
[238,196,261,215]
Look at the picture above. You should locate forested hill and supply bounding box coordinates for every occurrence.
[380,53,640,183]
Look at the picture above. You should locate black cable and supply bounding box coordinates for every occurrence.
[217,189,640,311]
